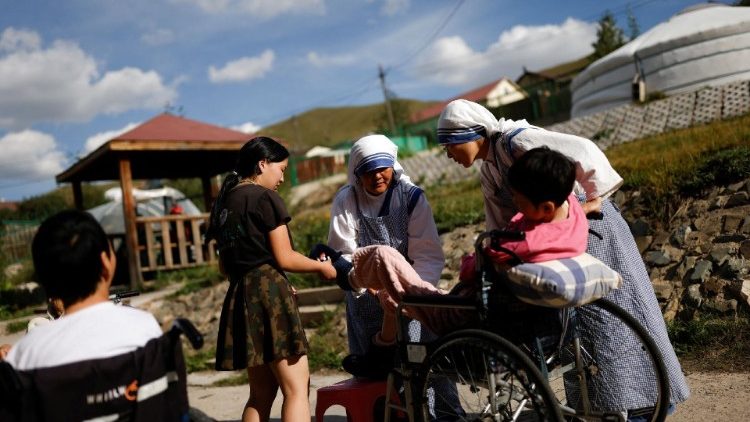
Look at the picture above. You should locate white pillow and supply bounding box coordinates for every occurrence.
[505,253,622,307]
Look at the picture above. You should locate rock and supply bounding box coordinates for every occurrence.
[740,279,750,306]
[702,298,738,315]
[676,257,697,282]
[726,181,747,193]
[645,250,671,267]
[725,191,750,208]
[683,284,703,308]
[651,278,675,301]
[703,277,726,296]
[634,235,653,254]
[741,217,750,235]
[709,246,732,266]
[630,218,650,237]
[689,260,713,284]
[740,240,750,259]
[709,196,727,210]
[670,225,692,248]
[722,214,744,233]
[719,257,746,279]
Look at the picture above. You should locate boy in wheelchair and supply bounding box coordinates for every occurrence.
[0,210,191,421]
[349,147,605,338]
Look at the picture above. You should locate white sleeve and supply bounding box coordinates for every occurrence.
[480,163,515,230]
[514,129,624,200]
[327,188,358,263]
[407,194,445,284]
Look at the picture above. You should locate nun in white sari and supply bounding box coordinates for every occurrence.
[328,134,444,355]
[437,99,689,419]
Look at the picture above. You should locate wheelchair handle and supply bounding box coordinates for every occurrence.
[170,318,204,350]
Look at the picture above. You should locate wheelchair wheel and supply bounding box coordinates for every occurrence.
[546,299,670,422]
[420,329,562,421]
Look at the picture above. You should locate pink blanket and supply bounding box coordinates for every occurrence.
[351,245,474,335]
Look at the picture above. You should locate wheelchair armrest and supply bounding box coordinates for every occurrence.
[400,294,477,309]
[170,318,204,350]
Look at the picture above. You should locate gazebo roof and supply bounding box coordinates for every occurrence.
[57,113,252,183]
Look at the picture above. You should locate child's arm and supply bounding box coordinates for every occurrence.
[268,224,336,279]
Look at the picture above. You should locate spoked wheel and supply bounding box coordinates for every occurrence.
[420,329,562,422]
[546,299,670,422]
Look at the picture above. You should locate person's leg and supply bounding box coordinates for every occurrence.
[244,364,279,422]
[378,309,398,344]
[270,354,311,422]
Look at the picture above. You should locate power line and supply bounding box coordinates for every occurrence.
[389,0,466,72]
[397,0,668,77]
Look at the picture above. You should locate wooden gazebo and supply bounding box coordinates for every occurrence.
[56,113,251,288]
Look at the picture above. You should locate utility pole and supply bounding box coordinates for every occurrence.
[378,64,397,134]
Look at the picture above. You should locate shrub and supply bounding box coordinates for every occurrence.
[678,147,750,195]
[307,305,347,372]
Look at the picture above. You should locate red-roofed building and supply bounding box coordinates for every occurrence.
[405,78,527,144]
[56,113,255,288]
[409,78,527,125]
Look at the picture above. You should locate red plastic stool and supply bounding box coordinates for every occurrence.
[315,378,387,422]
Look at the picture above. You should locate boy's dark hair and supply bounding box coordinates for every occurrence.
[32,210,111,308]
[507,147,576,206]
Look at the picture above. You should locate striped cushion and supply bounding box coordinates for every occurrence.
[506,253,622,308]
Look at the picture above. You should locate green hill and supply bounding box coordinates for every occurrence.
[258,99,439,152]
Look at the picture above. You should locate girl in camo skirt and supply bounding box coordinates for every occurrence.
[207,136,336,422]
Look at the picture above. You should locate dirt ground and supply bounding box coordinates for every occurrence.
[186,369,750,421]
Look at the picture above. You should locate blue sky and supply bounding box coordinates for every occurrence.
[0,0,713,201]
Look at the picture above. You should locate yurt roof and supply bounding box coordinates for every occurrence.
[572,3,750,90]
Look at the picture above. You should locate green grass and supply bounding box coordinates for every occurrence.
[184,346,217,373]
[211,372,248,387]
[307,305,348,372]
[606,114,750,221]
[5,319,30,334]
[668,312,750,372]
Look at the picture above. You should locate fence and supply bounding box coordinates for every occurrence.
[0,221,38,262]
[548,79,750,149]
[135,214,217,272]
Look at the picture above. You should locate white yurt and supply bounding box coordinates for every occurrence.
[571,3,750,118]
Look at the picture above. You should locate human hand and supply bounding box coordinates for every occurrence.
[319,259,337,280]
[0,343,11,360]
[582,196,603,216]
[375,289,398,314]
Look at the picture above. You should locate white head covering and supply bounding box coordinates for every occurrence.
[346,134,411,187]
[437,99,529,145]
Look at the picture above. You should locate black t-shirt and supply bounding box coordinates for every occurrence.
[215,184,291,277]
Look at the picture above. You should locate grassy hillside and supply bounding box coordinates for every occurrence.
[259,98,439,151]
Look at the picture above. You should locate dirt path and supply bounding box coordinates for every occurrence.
[187,369,750,421]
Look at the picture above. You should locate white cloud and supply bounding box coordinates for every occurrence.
[83,122,140,155]
[0,27,41,52]
[208,50,275,83]
[382,0,409,16]
[141,28,176,46]
[0,130,67,181]
[175,0,325,18]
[307,51,357,68]
[0,28,177,130]
[231,121,262,134]
[413,18,597,86]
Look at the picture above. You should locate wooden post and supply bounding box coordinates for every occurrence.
[201,175,218,212]
[119,158,142,290]
[72,181,84,210]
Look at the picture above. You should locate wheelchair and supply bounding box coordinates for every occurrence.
[0,318,204,422]
[383,230,670,422]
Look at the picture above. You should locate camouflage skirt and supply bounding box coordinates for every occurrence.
[215,264,309,370]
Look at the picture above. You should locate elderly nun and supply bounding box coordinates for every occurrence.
[327,134,444,361]
[437,99,689,420]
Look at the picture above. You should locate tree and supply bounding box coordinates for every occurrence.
[735,0,750,6]
[590,11,626,61]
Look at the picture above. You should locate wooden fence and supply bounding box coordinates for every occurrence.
[0,222,38,262]
[135,214,217,272]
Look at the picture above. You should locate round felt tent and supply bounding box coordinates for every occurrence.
[571,3,750,117]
